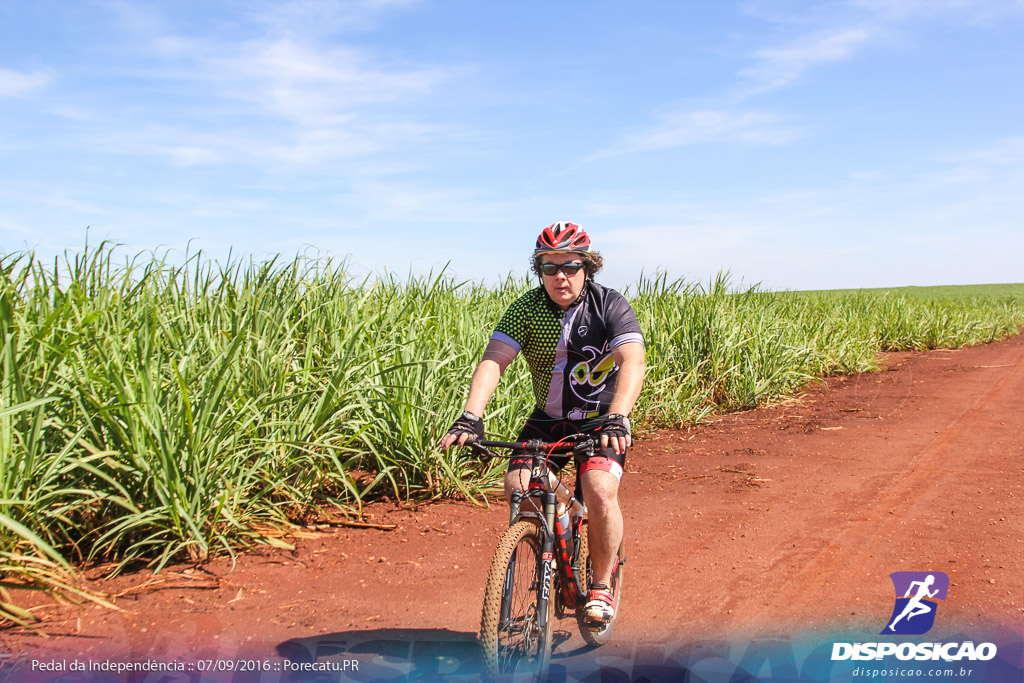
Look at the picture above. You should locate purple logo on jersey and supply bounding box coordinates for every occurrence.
[882,572,949,635]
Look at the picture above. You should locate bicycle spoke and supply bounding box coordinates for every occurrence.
[479,521,553,677]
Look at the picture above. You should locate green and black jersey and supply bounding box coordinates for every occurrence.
[491,281,644,420]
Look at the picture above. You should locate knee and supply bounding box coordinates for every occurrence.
[581,476,619,515]
[586,490,618,517]
[504,469,529,500]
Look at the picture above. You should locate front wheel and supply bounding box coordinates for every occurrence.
[575,520,625,646]
[479,520,554,678]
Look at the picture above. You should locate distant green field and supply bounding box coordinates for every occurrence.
[795,283,1024,300]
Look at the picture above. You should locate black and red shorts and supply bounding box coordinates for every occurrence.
[507,409,626,480]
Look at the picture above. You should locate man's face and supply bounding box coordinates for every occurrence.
[540,251,586,309]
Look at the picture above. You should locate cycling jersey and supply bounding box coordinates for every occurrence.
[490,281,644,420]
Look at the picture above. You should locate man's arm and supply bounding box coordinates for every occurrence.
[604,341,646,454]
[439,338,518,449]
[609,341,645,416]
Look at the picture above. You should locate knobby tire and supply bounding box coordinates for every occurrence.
[479,520,554,679]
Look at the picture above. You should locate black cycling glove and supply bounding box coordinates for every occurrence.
[445,410,485,444]
[594,413,631,440]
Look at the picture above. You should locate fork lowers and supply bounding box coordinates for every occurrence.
[478,520,554,678]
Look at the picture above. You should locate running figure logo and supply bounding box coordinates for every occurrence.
[882,572,949,635]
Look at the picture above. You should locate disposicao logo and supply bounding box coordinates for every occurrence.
[882,571,949,635]
[831,570,998,663]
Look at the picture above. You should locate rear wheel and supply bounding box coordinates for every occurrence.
[575,520,624,646]
[479,520,554,678]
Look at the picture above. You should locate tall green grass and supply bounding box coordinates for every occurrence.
[2,244,1023,623]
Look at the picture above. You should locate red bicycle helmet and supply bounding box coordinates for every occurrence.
[535,221,591,253]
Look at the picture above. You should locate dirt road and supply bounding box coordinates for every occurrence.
[4,334,1023,680]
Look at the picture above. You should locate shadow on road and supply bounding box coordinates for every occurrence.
[275,627,606,681]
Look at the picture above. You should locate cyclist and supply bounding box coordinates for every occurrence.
[440,221,645,626]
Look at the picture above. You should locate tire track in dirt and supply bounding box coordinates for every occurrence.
[740,339,1024,633]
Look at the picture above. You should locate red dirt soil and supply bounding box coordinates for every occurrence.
[3,334,1023,679]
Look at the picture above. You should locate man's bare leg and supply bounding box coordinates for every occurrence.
[580,468,622,588]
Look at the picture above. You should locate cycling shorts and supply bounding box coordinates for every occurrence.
[507,408,626,481]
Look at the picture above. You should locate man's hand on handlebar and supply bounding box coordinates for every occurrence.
[595,413,632,456]
[439,410,485,450]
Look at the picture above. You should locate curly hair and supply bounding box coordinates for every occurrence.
[530,251,604,280]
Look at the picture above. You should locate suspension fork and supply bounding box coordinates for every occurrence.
[502,453,560,631]
[500,490,558,627]
[536,490,558,636]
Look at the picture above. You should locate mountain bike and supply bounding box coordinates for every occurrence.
[469,434,625,679]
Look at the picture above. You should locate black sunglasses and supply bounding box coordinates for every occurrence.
[539,261,586,276]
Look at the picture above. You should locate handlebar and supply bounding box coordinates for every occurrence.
[465,433,597,463]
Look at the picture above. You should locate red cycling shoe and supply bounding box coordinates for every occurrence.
[583,583,615,625]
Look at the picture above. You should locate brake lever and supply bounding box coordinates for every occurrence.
[572,439,597,457]
[465,440,494,463]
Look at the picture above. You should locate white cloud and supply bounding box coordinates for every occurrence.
[736,0,1024,100]
[592,108,802,159]
[850,0,1024,24]
[919,136,1024,188]
[212,38,450,128]
[738,27,876,96]
[0,67,52,97]
[159,145,222,166]
[78,1,459,168]
[247,0,423,36]
[590,0,1017,162]
[955,135,1024,167]
[349,180,510,224]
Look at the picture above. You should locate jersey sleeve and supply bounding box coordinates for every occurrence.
[490,291,532,353]
[605,291,644,349]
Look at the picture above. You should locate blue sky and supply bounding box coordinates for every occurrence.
[2,0,1022,291]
